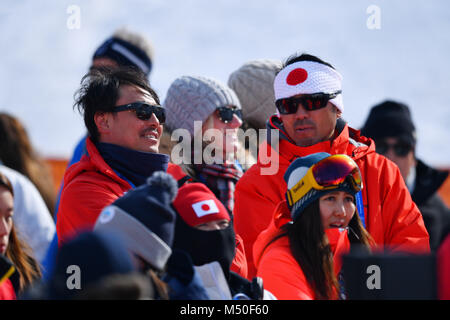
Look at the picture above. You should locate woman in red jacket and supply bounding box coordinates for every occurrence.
[254,152,373,299]
[0,172,41,299]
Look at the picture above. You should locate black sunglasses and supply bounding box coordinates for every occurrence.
[216,106,242,123]
[275,91,342,114]
[114,102,165,123]
[375,140,413,157]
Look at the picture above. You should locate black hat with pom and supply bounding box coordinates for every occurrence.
[95,171,178,271]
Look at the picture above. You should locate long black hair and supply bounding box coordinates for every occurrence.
[267,198,373,299]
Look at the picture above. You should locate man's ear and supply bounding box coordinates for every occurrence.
[94,112,111,134]
[336,107,342,119]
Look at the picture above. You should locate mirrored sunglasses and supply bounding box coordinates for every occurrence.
[275,91,342,114]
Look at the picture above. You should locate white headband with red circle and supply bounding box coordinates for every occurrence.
[274,61,344,113]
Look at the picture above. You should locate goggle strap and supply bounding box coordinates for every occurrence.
[288,168,316,205]
[291,189,318,220]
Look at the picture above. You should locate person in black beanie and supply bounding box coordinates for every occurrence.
[95,171,210,300]
[361,100,450,250]
[92,27,153,77]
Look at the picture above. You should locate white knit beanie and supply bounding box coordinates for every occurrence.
[164,75,241,137]
[228,59,282,129]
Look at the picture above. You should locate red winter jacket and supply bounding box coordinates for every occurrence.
[0,279,16,300]
[234,116,430,279]
[57,138,178,246]
[254,201,349,300]
[437,233,450,299]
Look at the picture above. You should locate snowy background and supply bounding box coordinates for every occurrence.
[0,0,449,167]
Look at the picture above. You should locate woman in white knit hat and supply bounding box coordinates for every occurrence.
[164,75,250,279]
[164,75,244,214]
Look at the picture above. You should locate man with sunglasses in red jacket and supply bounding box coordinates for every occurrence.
[233,53,430,280]
[56,67,170,245]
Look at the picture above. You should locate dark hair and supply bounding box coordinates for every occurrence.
[74,66,160,143]
[0,172,42,292]
[282,53,335,70]
[268,198,373,300]
[0,113,56,215]
[70,273,157,300]
[286,200,338,299]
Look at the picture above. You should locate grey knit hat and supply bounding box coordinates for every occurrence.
[164,75,241,136]
[228,59,282,130]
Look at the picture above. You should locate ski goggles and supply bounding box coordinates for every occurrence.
[216,106,242,123]
[275,90,342,114]
[114,102,165,123]
[286,154,362,207]
[375,139,413,157]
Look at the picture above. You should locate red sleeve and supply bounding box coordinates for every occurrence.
[167,163,190,182]
[231,233,248,279]
[56,180,121,246]
[233,173,279,280]
[437,234,450,299]
[0,279,16,300]
[257,243,315,300]
[378,159,430,253]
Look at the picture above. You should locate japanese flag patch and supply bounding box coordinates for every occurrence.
[192,200,219,218]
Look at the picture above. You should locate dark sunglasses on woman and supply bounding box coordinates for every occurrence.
[114,102,166,123]
[216,106,242,123]
[275,90,342,114]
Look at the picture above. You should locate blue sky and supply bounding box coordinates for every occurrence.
[1,0,449,166]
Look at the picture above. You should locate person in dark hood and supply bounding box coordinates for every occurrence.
[172,182,271,299]
[361,100,450,250]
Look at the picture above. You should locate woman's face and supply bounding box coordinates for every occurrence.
[0,186,14,255]
[319,191,356,229]
[202,106,242,162]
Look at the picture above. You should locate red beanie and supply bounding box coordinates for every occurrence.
[172,183,230,227]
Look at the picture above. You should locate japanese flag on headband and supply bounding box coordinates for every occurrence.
[274,60,344,113]
[172,183,231,227]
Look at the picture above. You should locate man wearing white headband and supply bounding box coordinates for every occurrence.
[233,53,430,280]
